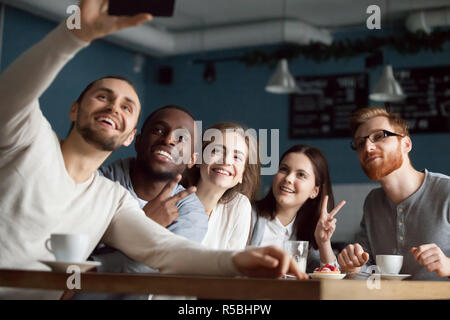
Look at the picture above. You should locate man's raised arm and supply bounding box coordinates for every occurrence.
[0,0,151,149]
[0,23,88,149]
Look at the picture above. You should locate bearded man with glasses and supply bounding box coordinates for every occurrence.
[337,107,450,280]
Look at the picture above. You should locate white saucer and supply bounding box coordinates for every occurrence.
[380,273,411,281]
[39,260,101,273]
[308,273,346,280]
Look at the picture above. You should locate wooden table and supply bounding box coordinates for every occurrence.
[0,269,449,300]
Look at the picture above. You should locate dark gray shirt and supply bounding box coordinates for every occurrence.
[93,158,208,274]
[99,158,208,244]
[355,169,450,281]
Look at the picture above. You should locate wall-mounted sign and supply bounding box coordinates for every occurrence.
[290,66,450,139]
[391,65,450,133]
[289,72,369,138]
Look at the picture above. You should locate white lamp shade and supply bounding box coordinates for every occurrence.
[265,59,300,94]
[370,65,406,102]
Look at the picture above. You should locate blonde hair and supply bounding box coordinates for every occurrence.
[182,122,261,203]
[349,107,409,136]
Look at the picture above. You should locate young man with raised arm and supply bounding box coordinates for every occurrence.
[0,0,306,299]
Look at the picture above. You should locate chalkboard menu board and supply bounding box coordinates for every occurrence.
[289,66,450,139]
[289,72,369,138]
[391,65,450,133]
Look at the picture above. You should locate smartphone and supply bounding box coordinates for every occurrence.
[108,0,175,17]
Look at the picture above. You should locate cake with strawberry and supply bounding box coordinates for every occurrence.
[313,264,341,274]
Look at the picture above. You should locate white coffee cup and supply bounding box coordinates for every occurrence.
[45,233,89,262]
[376,255,403,274]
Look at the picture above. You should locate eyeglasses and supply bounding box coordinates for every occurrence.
[350,130,403,151]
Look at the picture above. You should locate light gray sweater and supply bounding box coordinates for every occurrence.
[355,170,450,281]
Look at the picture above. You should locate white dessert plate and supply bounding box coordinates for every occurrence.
[380,273,411,281]
[308,273,346,280]
[39,260,101,273]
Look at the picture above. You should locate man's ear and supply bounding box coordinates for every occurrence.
[402,136,412,154]
[123,129,137,147]
[69,101,79,122]
[187,152,199,169]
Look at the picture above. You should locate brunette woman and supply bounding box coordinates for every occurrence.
[249,144,346,272]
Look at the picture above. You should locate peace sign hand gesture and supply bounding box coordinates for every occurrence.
[143,174,196,227]
[314,195,346,246]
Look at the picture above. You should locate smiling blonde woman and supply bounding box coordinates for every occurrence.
[183,122,260,250]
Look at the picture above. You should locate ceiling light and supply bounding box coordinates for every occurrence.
[265,59,300,94]
[369,65,406,102]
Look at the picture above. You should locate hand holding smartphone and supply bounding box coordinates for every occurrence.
[108,0,176,17]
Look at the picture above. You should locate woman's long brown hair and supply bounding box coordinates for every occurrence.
[253,144,335,250]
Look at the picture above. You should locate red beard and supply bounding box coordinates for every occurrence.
[361,145,403,181]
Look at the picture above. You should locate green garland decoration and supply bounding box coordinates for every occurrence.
[238,29,450,67]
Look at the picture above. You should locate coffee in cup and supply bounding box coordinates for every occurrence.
[376,254,403,274]
[45,233,89,262]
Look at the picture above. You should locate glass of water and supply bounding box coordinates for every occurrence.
[283,240,309,273]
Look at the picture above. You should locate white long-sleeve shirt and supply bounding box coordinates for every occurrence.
[202,193,252,250]
[0,23,238,299]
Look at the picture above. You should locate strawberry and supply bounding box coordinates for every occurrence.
[314,264,340,273]
[323,264,338,271]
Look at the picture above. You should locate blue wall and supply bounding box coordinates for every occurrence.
[2,6,449,192]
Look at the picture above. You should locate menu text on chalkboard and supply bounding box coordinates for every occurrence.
[391,65,450,134]
[290,66,450,139]
[289,72,369,138]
